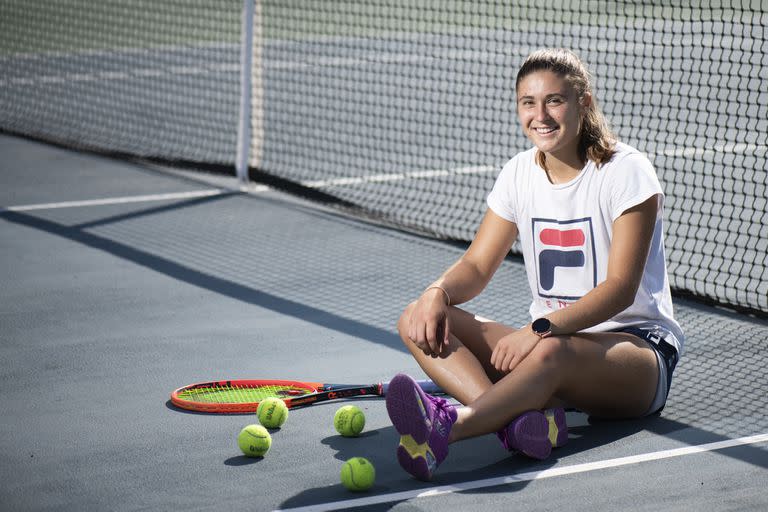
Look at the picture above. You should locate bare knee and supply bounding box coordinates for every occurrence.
[527,336,571,369]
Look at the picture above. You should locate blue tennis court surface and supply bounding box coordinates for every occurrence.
[1,134,766,511]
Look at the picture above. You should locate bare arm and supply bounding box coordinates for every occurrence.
[546,194,659,334]
[490,194,660,372]
[408,209,518,355]
[429,209,519,305]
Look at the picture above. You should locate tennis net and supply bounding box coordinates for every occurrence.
[1,1,765,315]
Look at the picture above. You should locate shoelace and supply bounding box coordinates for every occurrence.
[429,395,454,423]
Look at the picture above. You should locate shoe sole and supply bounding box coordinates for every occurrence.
[546,407,568,448]
[396,435,436,481]
[386,373,432,444]
[510,410,552,460]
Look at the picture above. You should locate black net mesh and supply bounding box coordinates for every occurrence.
[1,1,765,315]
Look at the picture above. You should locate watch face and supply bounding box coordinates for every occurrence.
[532,318,551,334]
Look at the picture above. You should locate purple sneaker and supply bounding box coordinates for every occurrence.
[496,409,554,460]
[386,373,457,480]
[544,407,568,448]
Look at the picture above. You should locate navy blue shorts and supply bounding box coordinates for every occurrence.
[614,326,679,415]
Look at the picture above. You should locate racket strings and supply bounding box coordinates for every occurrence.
[177,384,312,404]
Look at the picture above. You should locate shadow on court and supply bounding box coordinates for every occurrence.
[278,413,768,511]
[0,207,404,352]
[275,415,642,511]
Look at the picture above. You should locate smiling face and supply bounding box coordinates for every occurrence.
[516,70,590,167]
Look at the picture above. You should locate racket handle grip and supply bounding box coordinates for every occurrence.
[381,379,444,395]
[417,379,444,394]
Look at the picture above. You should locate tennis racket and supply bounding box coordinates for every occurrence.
[170,378,443,414]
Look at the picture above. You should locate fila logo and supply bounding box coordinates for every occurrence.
[532,218,596,300]
[539,228,586,290]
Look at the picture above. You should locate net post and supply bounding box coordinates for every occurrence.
[235,0,255,187]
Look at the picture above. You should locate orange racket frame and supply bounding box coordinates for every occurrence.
[170,378,441,414]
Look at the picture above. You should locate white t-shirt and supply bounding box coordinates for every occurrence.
[486,142,684,354]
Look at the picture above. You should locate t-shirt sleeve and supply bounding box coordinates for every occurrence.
[609,152,664,221]
[486,159,518,223]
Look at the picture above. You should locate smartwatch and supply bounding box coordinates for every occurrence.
[531,317,552,338]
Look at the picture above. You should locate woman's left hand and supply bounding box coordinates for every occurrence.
[490,326,541,373]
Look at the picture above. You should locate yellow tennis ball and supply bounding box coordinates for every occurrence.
[257,397,288,428]
[340,457,376,491]
[237,424,271,457]
[334,405,365,437]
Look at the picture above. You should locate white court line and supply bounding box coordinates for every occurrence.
[0,48,489,87]
[274,433,768,512]
[1,189,227,212]
[652,143,767,158]
[297,143,768,192]
[2,142,760,212]
[290,141,766,191]
[0,63,240,87]
[0,165,487,214]
[0,41,239,62]
[300,165,497,189]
